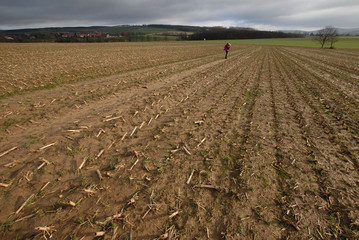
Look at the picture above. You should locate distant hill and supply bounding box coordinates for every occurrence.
[0,24,210,42]
[1,24,208,36]
[337,28,359,36]
[0,24,306,42]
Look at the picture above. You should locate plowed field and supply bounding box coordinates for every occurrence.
[1,42,359,239]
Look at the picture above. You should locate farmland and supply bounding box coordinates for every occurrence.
[224,37,359,49]
[0,42,359,239]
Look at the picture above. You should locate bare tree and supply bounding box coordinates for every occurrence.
[328,28,339,48]
[315,26,338,48]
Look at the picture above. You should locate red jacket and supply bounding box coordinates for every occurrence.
[224,44,231,51]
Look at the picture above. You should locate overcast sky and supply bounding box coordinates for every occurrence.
[1,0,358,31]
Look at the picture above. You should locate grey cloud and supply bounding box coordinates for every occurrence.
[0,0,358,30]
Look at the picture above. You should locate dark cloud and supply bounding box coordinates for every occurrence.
[0,0,358,30]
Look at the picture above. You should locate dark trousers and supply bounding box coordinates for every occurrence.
[225,51,229,59]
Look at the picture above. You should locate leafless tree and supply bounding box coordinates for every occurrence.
[315,26,339,48]
[328,29,339,48]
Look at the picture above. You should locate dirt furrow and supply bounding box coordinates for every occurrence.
[275,48,359,145]
[0,47,259,239]
[282,47,359,77]
[270,49,335,239]
[1,44,358,239]
[0,49,237,134]
[0,46,255,137]
[275,48,359,238]
[217,49,284,239]
[82,51,260,239]
[277,49,359,168]
[171,49,266,239]
[278,48,359,103]
[0,42,238,97]
[123,52,261,239]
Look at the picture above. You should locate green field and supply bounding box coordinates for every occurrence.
[209,37,359,49]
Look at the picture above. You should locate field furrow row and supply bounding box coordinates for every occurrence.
[0,43,358,239]
[275,48,359,238]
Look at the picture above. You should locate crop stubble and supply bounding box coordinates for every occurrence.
[0,42,358,239]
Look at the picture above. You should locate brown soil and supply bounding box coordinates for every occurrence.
[0,42,359,239]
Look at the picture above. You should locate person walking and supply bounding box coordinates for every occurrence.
[224,43,231,59]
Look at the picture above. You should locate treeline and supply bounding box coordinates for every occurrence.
[184,27,304,40]
[146,24,208,33]
[0,32,173,43]
[55,33,172,43]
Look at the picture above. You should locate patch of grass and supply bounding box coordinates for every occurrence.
[57,170,65,176]
[307,156,317,164]
[100,201,110,207]
[121,177,130,185]
[274,150,284,162]
[109,161,115,169]
[39,190,46,197]
[272,165,291,179]
[81,175,89,187]
[306,188,316,195]
[203,159,213,168]
[77,217,85,224]
[0,220,14,232]
[249,227,256,237]
[25,142,31,149]
[2,118,25,130]
[54,200,65,209]
[261,175,269,188]
[24,134,40,149]
[211,37,359,49]
[252,207,263,221]
[26,134,38,139]
[245,90,255,98]
[237,223,243,234]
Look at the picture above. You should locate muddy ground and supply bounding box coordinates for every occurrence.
[0,42,359,239]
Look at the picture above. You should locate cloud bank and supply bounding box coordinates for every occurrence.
[1,0,358,30]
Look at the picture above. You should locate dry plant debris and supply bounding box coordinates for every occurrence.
[0,42,358,239]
